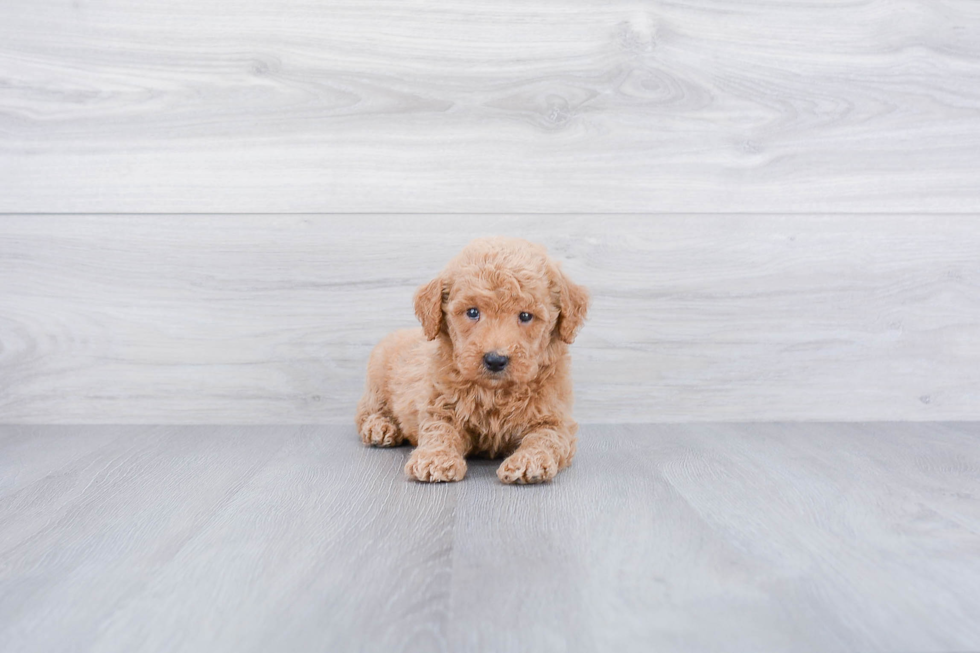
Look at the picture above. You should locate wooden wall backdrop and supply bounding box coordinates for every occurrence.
[1,0,979,423]
[1,215,978,424]
[1,0,980,213]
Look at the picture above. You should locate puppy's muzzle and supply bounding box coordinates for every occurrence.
[483,352,510,373]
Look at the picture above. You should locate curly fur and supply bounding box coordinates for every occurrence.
[355,237,590,484]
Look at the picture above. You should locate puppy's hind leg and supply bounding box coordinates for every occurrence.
[356,384,404,448]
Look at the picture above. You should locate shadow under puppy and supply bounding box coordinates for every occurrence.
[356,237,589,484]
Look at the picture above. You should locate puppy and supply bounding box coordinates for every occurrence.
[355,237,589,484]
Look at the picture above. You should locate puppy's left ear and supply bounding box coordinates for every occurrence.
[554,267,590,344]
[414,276,445,340]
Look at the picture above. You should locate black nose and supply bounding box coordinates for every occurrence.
[483,352,510,373]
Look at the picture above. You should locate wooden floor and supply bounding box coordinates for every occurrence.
[1,423,978,652]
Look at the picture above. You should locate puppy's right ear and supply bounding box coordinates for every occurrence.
[414,277,445,340]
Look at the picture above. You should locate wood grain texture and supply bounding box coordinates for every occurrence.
[2,214,979,424]
[1,423,978,652]
[0,425,458,653]
[1,0,979,213]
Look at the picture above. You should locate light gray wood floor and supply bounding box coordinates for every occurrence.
[1,423,978,652]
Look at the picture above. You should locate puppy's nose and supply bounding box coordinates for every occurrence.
[483,352,510,373]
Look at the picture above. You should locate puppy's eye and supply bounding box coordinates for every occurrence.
[518,312,533,323]
[466,307,480,320]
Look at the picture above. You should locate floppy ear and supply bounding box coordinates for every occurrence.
[554,268,590,344]
[414,276,445,340]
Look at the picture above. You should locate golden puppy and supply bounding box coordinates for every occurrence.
[355,237,589,484]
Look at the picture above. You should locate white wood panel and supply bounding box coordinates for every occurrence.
[1,0,979,213]
[1,423,979,651]
[1,215,978,423]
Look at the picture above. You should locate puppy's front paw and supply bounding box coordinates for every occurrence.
[405,448,467,483]
[497,449,558,485]
[360,413,403,447]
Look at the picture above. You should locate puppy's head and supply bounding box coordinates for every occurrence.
[414,237,589,386]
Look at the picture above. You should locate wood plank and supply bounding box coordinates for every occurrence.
[0,424,978,652]
[0,425,125,499]
[0,425,458,653]
[2,215,978,423]
[1,0,979,212]
[447,423,980,651]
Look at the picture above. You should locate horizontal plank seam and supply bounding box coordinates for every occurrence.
[3,212,980,217]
